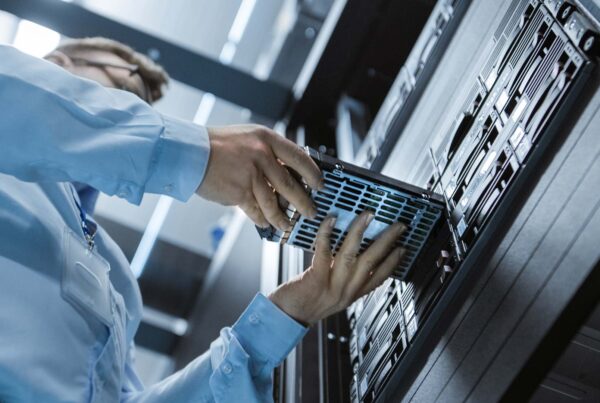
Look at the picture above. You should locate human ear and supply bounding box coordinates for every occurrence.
[45,51,73,70]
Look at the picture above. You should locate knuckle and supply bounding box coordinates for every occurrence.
[248,123,262,132]
[361,258,376,271]
[248,206,260,219]
[264,195,279,211]
[257,125,271,137]
[255,126,273,143]
[293,145,306,164]
[250,137,270,156]
[349,224,364,238]
[340,253,356,267]
[282,172,296,190]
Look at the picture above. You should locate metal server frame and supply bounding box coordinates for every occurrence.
[275,0,600,402]
[347,0,600,401]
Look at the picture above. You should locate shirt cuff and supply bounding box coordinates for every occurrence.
[231,293,308,365]
[145,114,210,201]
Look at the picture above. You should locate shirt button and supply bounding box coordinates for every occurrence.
[118,188,130,198]
[164,184,173,193]
[248,313,260,325]
[221,362,233,374]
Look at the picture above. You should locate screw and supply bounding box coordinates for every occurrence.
[147,48,161,61]
[584,35,595,52]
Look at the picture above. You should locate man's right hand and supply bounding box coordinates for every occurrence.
[268,212,406,326]
[196,125,324,230]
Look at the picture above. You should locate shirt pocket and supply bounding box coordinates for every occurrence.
[61,226,126,402]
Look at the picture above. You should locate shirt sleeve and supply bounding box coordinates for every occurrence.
[0,45,209,204]
[121,293,308,403]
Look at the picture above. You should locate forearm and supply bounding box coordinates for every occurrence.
[0,45,209,204]
[122,294,307,403]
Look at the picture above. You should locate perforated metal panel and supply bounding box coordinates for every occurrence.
[257,148,446,279]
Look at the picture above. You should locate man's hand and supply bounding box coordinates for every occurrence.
[197,125,323,230]
[268,212,406,326]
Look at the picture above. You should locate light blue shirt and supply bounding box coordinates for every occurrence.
[0,45,307,403]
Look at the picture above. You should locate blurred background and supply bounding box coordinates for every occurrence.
[0,0,334,384]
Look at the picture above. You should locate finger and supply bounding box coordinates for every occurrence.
[346,222,406,296]
[357,247,404,297]
[313,215,336,269]
[253,176,290,230]
[336,211,374,266]
[240,201,269,229]
[260,157,318,218]
[331,211,374,288]
[267,135,323,190]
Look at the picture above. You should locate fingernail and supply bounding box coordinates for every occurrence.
[395,222,407,233]
[328,216,337,228]
[310,204,319,218]
[364,212,374,226]
[318,178,326,190]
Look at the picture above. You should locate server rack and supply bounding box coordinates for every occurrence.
[274,0,600,402]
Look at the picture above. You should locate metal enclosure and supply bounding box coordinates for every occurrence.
[258,148,447,280]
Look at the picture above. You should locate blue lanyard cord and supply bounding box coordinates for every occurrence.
[73,195,97,250]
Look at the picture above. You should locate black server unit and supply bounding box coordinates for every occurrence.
[351,0,600,401]
[275,0,600,402]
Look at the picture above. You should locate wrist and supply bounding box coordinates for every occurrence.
[195,129,217,196]
[268,288,313,327]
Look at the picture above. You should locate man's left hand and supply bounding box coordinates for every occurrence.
[196,125,323,230]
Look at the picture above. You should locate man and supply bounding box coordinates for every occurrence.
[0,38,405,402]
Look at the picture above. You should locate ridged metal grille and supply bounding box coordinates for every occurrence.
[287,169,444,279]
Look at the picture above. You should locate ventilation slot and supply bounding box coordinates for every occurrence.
[287,164,444,279]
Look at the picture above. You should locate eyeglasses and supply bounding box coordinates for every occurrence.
[70,57,152,103]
